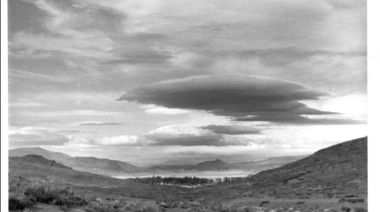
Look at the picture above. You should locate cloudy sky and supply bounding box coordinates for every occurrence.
[8,0,367,166]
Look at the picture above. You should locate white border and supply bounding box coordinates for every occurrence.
[1,0,9,211]
[367,0,380,210]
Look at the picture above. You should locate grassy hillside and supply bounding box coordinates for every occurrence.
[10,155,72,170]
[9,155,133,188]
[8,137,368,212]
[228,137,368,199]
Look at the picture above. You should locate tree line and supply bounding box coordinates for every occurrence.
[131,176,213,186]
[130,176,246,186]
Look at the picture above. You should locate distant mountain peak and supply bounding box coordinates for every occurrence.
[212,159,226,163]
[197,159,227,166]
[60,156,145,175]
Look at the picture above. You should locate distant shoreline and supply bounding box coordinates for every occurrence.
[112,170,254,180]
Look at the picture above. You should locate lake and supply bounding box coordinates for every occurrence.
[112,170,256,180]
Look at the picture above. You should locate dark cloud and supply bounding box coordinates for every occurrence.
[201,125,261,135]
[8,0,49,34]
[118,75,345,124]
[234,114,365,125]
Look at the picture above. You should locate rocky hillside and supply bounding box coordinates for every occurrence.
[10,155,72,170]
[235,137,368,199]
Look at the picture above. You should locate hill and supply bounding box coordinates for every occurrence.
[10,155,72,170]
[9,147,72,161]
[232,137,368,199]
[249,155,309,166]
[196,159,228,170]
[8,155,194,201]
[9,147,146,176]
[60,157,146,176]
[197,159,227,166]
[8,155,146,189]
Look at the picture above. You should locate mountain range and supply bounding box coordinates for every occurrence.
[9,147,145,176]
[9,147,307,175]
[9,155,126,187]
[8,136,368,202]
[60,157,146,175]
[148,155,308,172]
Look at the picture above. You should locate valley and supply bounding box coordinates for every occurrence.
[8,137,368,212]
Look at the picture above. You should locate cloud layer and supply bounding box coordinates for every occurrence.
[201,125,261,135]
[144,125,252,146]
[119,75,347,124]
[7,0,366,163]
[9,127,70,147]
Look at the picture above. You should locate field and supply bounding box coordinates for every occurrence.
[8,173,368,212]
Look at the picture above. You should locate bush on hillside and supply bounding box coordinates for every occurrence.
[85,198,160,212]
[9,175,87,211]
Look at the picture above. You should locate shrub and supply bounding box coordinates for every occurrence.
[353,207,367,212]
[85,198,161,212]
[22,186,87,207]
[340,206,351,212]
[339,198,365,204]
[259,200,270,207]
[9,176,87,211]
[9,197,34,211]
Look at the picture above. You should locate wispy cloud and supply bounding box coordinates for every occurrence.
[9,69,75,83]
[9,127,70,147]
[9,99,51,108]
[23,110,122,117]
[76,121,123,126]
[145,125,253,146]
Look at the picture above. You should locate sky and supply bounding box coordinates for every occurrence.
[7,0,367,166]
